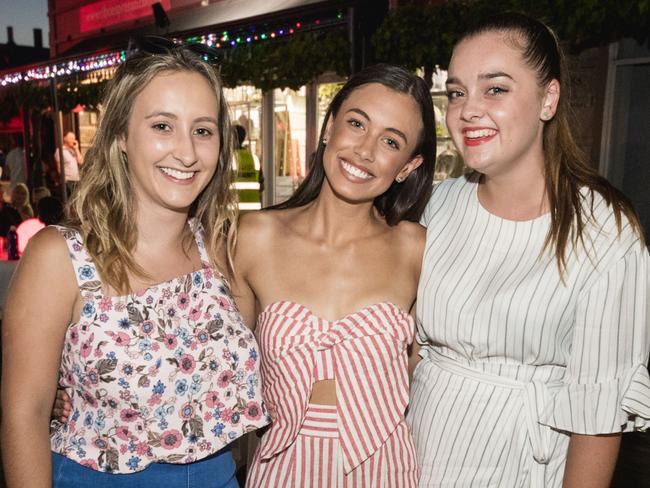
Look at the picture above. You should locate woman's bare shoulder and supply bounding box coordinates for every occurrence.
[238,209,288,239]
[392,220,426,266]
[4,226,78,323]
[21,226,72,265]
[235,209,294,264]
[394,220,426,243]
[15,226,79,291]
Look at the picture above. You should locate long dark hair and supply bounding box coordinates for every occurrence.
[460,12,644,274]
[272,63,436,225]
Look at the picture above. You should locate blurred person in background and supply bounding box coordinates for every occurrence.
[36,196,64,226]
[32,186,52,209]
[0,186,22,238]
[11,183,34,221]
[6,133,26,190]
[54,131,84,197]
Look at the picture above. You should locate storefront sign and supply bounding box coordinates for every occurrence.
[80,0,172,33]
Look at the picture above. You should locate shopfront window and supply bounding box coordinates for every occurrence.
[224,85,263,210]
[317,82,343,134]
[77,109,99,158]
[222,79,349,208]
[272,87,307,204]
[429,66,466,183]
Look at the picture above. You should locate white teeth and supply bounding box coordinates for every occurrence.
[465,129,497,138]
[160,167,196,180]
[341,160,372,180]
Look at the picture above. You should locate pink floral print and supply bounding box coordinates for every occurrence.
[50,221,269,473]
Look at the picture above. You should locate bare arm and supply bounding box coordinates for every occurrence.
[408,339,421,383]
[560,247,646,487]
[562,433,621,488]
[407,303,421,383]
[407,223,425,383]
[231,264,257,331]
[72,141,84,166]
[230,213,260,330]
[1,228,79,487]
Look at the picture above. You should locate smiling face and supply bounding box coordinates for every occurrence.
[119,70,221,215]
[445,30,559,178]
[321,83,424,203]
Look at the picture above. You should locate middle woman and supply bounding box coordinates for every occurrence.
[239,64,436,487]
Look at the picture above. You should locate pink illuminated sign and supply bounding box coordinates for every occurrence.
[80,0,172,33]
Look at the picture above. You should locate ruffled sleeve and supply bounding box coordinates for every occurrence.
[541,245,650,434]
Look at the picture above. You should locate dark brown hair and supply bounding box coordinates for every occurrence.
[272,63,436,225]
[460,12,644,274]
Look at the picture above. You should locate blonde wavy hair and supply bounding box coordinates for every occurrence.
[69,46,237,294]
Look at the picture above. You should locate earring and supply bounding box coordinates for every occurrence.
[542,110,551,120]
[395,175,405,183]
[322,138,328,145]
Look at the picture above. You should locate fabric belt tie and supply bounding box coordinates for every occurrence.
[428,351,562,467]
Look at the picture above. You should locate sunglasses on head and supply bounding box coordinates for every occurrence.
[127,35,221,64]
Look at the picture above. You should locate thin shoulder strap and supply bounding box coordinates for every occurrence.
[52,225,103,292]
[188,219,212,268]
[188,219,229,282]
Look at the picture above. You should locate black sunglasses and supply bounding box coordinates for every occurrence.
[127,35,221,64]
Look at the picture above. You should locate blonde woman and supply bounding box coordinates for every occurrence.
[1,39,267,487]
[11,182,34,220]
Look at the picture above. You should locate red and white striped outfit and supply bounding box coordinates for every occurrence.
[247,301,418,487]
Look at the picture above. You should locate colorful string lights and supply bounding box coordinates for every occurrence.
[1,13,344,87]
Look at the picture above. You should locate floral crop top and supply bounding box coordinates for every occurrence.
[50,221,269,473]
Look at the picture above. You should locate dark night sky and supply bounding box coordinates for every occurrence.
[0,0,49,47]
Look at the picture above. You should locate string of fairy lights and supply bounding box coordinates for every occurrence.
[0,11,345,87]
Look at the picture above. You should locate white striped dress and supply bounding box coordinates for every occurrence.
[247,301,419,487]
[408,174,650,487]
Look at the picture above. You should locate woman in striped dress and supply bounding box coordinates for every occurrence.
[408,13,650,487]
[235,64,436,487]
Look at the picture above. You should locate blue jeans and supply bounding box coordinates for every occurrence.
[51,448,238,488]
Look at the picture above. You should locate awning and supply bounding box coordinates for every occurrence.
[57,0,335,57]
[1,0,346,87]
[169,0,331,33]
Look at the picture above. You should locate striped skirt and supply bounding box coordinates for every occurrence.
[247,404,418,487]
